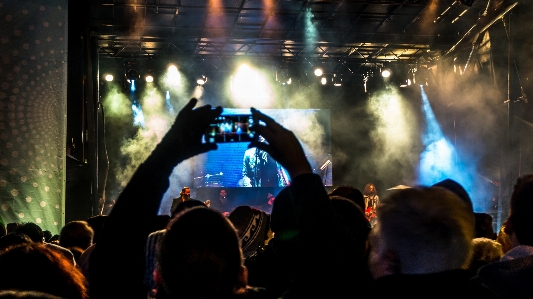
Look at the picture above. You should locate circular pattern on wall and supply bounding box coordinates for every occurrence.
[0,1,67,234]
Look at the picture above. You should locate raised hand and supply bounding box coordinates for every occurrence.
[249,107,312,179]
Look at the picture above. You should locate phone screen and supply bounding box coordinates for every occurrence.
[204,115,255,143]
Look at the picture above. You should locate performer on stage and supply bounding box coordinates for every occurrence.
[242,136,290,187]
[170,187,192,215]
[363,183,379,227]
[209,189,233,214]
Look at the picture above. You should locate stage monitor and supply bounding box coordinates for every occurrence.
[193,108,332,188]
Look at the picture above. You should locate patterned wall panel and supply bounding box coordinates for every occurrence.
[0,0,67,234]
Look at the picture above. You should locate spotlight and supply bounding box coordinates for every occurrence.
[126,69,139,83]
[168,65,178,72]
[145,75,154,83]
[197,75,207,86]
[314,68,323,77]
[381,68,391,78]
[321,77,327,85]
[333,73,342,87]
[104,74,113,82]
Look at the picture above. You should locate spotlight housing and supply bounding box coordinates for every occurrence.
[321,77,327,85]
[145,75,154,83]
[104,74,114,82]
[381,68,391,78]
[126,69,139,83]
[314,68,323,77]
[197,75,207,86]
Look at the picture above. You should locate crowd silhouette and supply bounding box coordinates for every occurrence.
[0,98,531,298]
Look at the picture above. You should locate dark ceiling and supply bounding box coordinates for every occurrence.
[89,0,501,71]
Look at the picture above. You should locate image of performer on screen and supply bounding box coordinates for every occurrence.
[242,137,290,187]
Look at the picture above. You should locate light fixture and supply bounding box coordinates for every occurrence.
[321,77,327,85]
[104,74,113,82]
[126,69,139,83]
[333,73,342,87]
[381,68,391,78]
[197,75,207,86]
[145,75,154,83]
[168,65,178,72]
[314,68,323,77]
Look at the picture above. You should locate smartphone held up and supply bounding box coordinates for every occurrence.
[203,114,256,143]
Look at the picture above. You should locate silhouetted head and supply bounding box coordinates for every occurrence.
[158,207,245,298]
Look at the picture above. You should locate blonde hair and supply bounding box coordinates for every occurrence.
[375,186,475,274]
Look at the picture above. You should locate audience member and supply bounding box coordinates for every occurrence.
[474,212,497,240]
[469,237,504,275]
[496,223,513,254]
[472,174,533,298]
[0,243,87,299]
[328,185,365,210]
[0,233,32,251]
[43,230,53,243]
[144,199,207,298]
[16,222,75,264]
[158,207,256,298]
[6,222,20,235]
[59,221,94,251]
[228,205,271,258]
[16,222,44,243]
[432,178,473,210]
[368,186,496,298]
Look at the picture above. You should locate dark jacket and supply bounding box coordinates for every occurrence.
[471,245,533,299]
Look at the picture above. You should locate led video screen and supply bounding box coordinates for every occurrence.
[193,108,332,188]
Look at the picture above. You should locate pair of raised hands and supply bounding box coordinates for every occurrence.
[162,98,312,180]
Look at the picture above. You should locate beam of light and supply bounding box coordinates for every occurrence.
[418,86,474,194]
[230,64,274,108]
[192,86,204,99]
[130,80,136,92]
[164,65,182,88]
[304,8,318,44]
[165,91,174,114]
[131,100,145,128]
